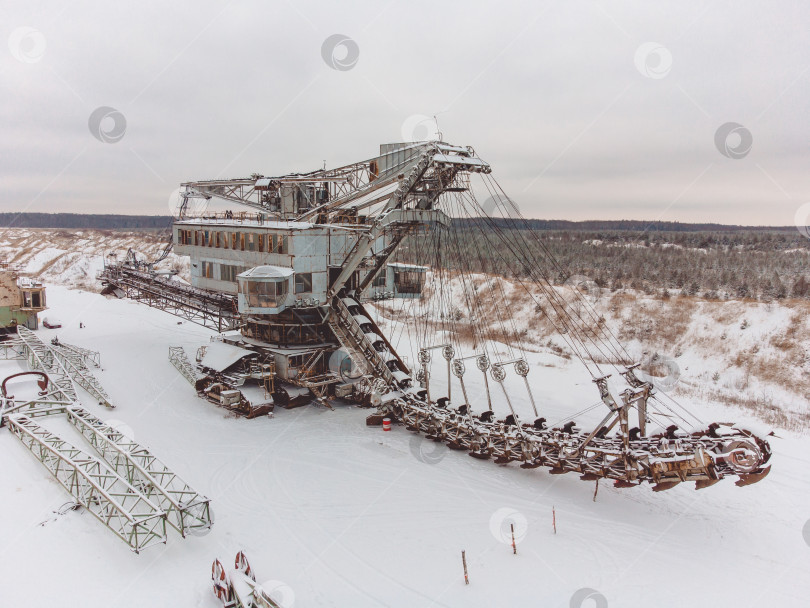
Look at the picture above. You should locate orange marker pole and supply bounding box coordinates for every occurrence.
[511,523,516,554]
[462,550,469,585]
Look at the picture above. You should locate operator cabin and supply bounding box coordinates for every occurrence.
[172,218,427,307]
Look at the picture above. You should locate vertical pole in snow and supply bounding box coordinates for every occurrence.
[593,479,599,502]
[447,358,451,403]
[553,506,556,534]
[511,523,516,555]
[482,370,493,412]
[462,550,469,585]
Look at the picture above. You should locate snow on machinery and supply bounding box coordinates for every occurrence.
[98,141,771,491]
[212,551,288,608]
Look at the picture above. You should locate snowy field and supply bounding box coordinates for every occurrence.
[1,286,810,607]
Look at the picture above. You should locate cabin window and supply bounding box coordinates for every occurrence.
[395,271,423,294]
[202,261,215,279]
[258,234,264,252]
[275,235,285,254]
[221,264,242,282]
[240,233,246,251]
[247,233,256,251]
[373,272,386,288]
[22,291,31,307]
[266,235,275,253]
[222,232,229,249]
[295,272,313,294]
[244,280,287,308]
[32,291,41,308]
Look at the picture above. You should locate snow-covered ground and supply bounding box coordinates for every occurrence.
[1,286,809,607]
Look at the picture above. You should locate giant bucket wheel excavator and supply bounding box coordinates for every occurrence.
[99,141,771,492]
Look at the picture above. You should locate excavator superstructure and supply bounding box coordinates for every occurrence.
[98,141,771,493]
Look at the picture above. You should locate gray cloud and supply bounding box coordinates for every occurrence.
[2,0,809,224]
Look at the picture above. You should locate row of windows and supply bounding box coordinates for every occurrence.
[199,261,249,282]
[177,229,288,254]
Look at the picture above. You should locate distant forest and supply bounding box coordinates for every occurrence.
[0,213,172,230]
[398,224,810,302]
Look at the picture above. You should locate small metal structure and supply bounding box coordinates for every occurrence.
[211,551,281,608]
[169,346,202,386]
[51,337,102,368]
[0,263,46,330]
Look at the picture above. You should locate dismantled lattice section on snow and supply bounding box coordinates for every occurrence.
[6,414,167,552]
[67,406,212,536]
[168,346,202,386]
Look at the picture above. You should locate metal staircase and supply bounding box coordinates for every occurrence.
[327,295,410,391]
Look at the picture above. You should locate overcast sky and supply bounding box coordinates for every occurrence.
[2,0,809,225]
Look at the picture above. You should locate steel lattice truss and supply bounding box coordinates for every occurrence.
[52,339,102,368]
[99,265,239,332]
[6,414,167,552]
[66,406,212,536]
[15,326,77,404]
[17,326,113,409]
[0,335,26,360]
[168,346,200,387]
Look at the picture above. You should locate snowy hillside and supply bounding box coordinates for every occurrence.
[0,228,188,290]
[379,272,810,432]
